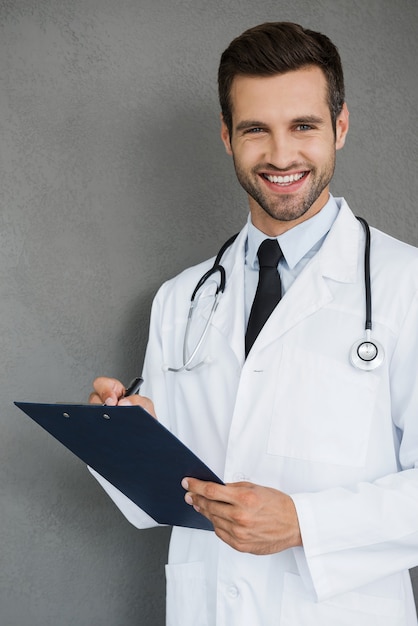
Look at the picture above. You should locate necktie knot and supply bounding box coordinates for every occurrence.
[257,238,282,269]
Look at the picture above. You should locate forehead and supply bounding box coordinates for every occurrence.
[229,66,330,123]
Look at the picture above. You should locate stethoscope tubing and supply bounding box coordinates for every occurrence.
[356,216,372,331]
[166,216,384,372]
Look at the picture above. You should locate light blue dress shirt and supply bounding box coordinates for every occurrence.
[244,195,340,325]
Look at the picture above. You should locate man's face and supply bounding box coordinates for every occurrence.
[221,66,349,236]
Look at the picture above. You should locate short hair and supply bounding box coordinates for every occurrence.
[218,22,345,136]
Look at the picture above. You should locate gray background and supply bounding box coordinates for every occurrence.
[1,0,417,624]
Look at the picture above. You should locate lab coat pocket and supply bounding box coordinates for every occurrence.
[165,561,208,626]
[267,345,379,466]
[280,573,405,626]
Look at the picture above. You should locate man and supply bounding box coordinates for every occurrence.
[90,22,418,626]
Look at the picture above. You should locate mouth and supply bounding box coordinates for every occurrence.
[261,171,308,187]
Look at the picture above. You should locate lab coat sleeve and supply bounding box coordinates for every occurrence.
[292,290,418,601]
[140,281,173,428]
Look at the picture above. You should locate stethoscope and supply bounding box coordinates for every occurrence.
[349,217,385,371]
[166,217,384,373]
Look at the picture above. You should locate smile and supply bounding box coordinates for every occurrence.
[262,172,307,186]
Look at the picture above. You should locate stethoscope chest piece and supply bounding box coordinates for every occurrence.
[350,336,385,371]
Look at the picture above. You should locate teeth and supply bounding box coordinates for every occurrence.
[265,172,305,185]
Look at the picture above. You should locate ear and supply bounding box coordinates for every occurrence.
[220,114,233,155]
[335,103,349,150]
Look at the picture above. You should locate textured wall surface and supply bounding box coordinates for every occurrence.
[0,1,417,624]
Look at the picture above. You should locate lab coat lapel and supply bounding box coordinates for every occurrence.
[252,200,361,352]
[194,227,247,364]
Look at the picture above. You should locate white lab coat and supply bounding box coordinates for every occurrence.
[92,198,418,625]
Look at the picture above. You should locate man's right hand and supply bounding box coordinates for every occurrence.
[89,376,157,418]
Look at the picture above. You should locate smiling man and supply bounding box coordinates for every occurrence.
[90,23,418,626]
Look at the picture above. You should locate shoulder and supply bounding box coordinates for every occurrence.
[369,228,418,332]
[338,197,418,277]
[159,257,215,298]
[154,227,247,307]
[370,227,418,277]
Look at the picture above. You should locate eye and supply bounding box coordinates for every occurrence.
[244,127,265,134]
[296,124,314,131]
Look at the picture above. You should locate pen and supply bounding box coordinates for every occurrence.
[123,376,144,397]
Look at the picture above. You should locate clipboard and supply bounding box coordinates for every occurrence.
[14,401,223,531]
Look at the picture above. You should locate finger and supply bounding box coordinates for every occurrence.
[181,478,219,499]
[191,496,233,521]
[88,392,102,405]
[182,481,236,522]
[182,478,238,504]
[117,394,157,418]
[92,376,125,405]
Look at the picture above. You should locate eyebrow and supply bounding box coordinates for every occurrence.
[235,120,266,132]
[235,115,326,132]
[291,115,325,126]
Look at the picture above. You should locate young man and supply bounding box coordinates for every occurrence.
[90,23,418,626]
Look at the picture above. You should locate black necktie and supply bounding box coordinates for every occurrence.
[245,238,283,357]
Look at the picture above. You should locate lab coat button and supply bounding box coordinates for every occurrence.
[227,585,239,599]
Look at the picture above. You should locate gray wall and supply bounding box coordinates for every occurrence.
[1,1,417,624]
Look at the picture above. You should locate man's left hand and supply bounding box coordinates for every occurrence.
[182,478,302,555]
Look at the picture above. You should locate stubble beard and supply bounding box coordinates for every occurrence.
[233,156,336,223]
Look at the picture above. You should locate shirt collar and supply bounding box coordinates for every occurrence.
[246,195,340,270]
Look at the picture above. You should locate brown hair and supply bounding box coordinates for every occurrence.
[218,22,345,136]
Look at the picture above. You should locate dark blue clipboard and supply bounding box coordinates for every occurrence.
[15,402,223,531]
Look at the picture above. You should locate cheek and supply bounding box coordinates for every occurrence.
[232,140,267,166]
[302,138,335,165]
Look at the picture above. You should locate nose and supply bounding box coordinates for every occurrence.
[265,131,298,170]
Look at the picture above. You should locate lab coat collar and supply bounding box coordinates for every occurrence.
[319,197,361,283]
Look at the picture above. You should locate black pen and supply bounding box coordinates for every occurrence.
[123,376,144,397]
